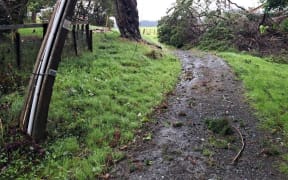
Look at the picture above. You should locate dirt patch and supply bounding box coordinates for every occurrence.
[109,50,285,179]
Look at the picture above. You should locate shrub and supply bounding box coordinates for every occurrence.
[280,18,288,32]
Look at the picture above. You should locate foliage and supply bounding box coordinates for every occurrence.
[159,2,288,58]
[259,24,269,34]
[205,118,233,136]
[158,0,201,47]
[280,18,288,32]
[0,0,29,24]
[198,20,234,51]
[0,31,181,178]
[261,0,288,11]
[27,0,55,13]
[88,0,114,26]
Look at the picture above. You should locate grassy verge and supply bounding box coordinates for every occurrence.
[219,52,288,131]
[219,52,288,173]
[18,28,43,37]
[1,31,180,179]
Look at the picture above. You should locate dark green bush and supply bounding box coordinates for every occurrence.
[157,3,201,48]
[198,21,234,51]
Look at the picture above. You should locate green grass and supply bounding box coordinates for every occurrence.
[0,26,87,97]
[219,52,288,133]
[219,52,288,174]
[140,27,157,36]
[18,27,43,37]
[1,31,180,178]
[141,27,158,44]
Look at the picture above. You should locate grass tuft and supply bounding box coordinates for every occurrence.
[205,118,233,136]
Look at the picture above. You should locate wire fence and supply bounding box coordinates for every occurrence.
[0,23,92,97]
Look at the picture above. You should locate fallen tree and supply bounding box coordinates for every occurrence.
[158,0,288,61]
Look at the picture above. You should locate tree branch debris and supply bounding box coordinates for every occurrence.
[231,126,245,165]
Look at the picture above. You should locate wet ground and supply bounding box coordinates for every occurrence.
[110,50,285,179]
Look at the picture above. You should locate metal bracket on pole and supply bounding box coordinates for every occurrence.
[63,19,73,31]
[48,69,57,77]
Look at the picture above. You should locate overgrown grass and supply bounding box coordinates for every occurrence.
[1,31,180,178]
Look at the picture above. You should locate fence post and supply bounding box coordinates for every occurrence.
[76,24,79,39]
[81,24,84,32]
[89,30,93,52]
[72,25,78,56]
[85,24,90,51]
[42,23,48,38]
[14,31,21,69]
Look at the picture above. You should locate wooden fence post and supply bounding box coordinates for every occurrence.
[14,31,21,69]
[76,24,79,39]
[81,24,84,32]
[42,23,48,38]
[72,25,78,56]
[85,24,90,51]
[89,30,93,52]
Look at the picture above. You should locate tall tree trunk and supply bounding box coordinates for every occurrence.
[115,0,141,40]
[31,11,37,23]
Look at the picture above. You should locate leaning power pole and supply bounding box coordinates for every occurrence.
[20,0,78,141]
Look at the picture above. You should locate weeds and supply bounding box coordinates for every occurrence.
[205,118,233,136]
[202,148,214,157]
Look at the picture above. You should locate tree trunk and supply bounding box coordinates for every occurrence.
[31,11,37,23]
[115,0,141,40]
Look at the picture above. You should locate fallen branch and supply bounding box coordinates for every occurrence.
[227,0,248,13]
[231,126,245,165]
[142,39,162,49]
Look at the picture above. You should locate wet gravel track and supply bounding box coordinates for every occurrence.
[110,50,285,180]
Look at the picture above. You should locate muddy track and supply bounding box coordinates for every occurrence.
[110,50,285,179]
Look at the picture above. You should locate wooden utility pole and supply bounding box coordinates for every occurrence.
[20,0,78,141]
